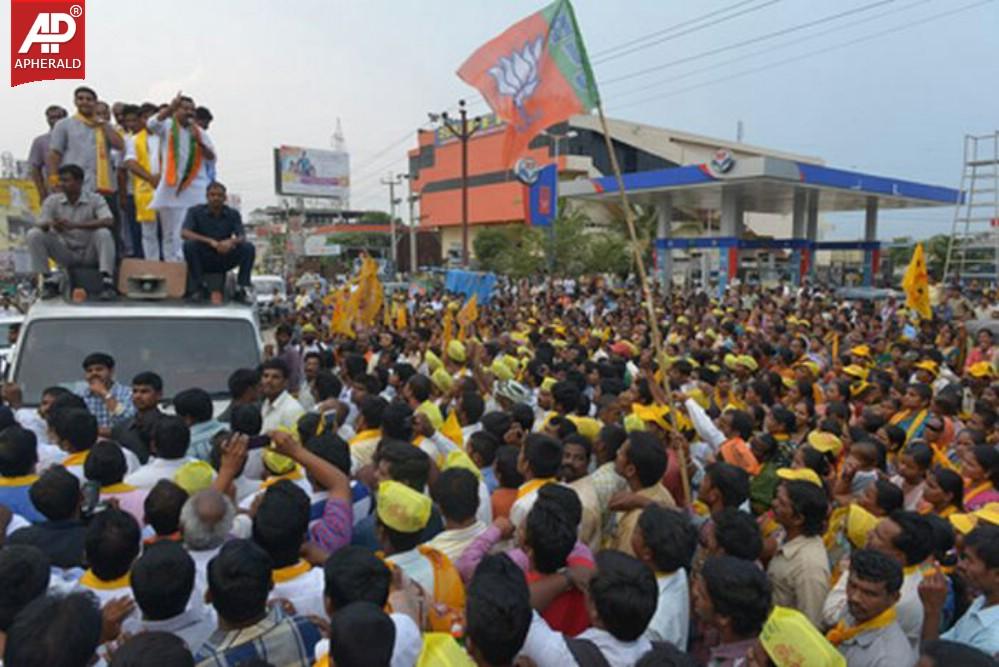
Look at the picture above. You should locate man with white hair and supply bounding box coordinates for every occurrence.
[180,488,235,594]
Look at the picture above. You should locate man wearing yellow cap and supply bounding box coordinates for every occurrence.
[376,480,466,630]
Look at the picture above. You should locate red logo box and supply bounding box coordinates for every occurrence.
[11,0,85,87]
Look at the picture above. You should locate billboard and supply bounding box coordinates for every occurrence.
[304,235,342,257]
[274,146,349,200]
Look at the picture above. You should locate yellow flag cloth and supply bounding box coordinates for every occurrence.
[74,113,113,194]
[130,129,156,222]
[902,243,932,319]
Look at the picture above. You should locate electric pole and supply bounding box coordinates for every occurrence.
[408,189,420,277]
[381,173,404,276]
[432,100,481,267]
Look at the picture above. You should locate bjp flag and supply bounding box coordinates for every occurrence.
[902,243,932,320]
[457,0,600,165]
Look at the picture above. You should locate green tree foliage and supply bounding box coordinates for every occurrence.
[473,224,544,278]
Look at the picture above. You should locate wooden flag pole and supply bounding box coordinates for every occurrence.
[594,103,691,506]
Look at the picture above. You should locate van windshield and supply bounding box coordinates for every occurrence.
[14,317,261,404]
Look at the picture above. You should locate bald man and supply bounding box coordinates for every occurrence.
[180,489,237,593]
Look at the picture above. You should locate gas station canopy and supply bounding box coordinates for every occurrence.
[562,155,961,213]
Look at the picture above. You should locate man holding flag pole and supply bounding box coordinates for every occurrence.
[457,0,692,504]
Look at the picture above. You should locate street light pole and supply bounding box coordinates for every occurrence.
[381,173,404,276]
[439,100,481,267]
[540,129,578,275]
[408,189,420,276]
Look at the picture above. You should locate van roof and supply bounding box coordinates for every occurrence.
[24,298,258,322]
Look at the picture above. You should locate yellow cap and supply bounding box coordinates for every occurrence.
[567,415,602,443]
[968,361,996,379]
[850,344,871,358]
[632,403,671,432]
[443,449,482,481]
[974,502,999,527]
[949,512,978,535]
[843,365,869,380]
[416,399,444,430]
[431,368,454,394]
[490,358,514,382]
[777,467,822,488]
[376,480,432,533]
[301,323,318,334]
[914,360,939,376]
[446,340,466,363]
[262,449,296,476]
[623,413,646,433]
[736,355,759,371]
[760,606,846,667]
[846,503,879,549]
[540,377,557,392]
[424,350,443,374]
[676,316,690,325]
[173,461,214,494]
[807,431,843,457]
[723,353,739,370]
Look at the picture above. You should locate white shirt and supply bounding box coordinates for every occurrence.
[519,611,652,667]
[123,131,161,176]
[138,605,216,655]
[64,448,141,482]
[269,565,326,619]
[186,546,220,599]
[313,613,422,667]
[261,390,305,434]
[643,569,689,650]
[125,456,197,490]
[425,521,488,563]
[146,116,214,210]
[386,549,436,596]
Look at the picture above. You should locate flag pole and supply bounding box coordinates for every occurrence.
[594,103,691,506]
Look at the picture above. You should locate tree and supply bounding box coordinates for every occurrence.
[473,224,544,278]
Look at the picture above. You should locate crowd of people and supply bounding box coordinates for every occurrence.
[26,86,254,302]
[0,271,997,667]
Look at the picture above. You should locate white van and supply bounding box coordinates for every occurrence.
[9,299,263,407]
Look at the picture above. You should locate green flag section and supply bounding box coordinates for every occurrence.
[457,0,600,166]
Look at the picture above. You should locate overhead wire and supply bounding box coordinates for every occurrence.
[608,0,994,111]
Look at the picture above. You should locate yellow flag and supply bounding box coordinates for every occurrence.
[394,302,408,331]
[440,409,463,448]
[902,243,932,320]
[442,310,455,348]
[383,301,392,329]
[352,256,384,327]
[457,294,478,341]
[330,287,355,338]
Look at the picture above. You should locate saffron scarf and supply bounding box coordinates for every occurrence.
[131,129,156,222]
[164,120,203,194]
[73,113,113,194]
[825,605,897,646]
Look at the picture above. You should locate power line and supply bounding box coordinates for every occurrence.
[611,0,930,102]
[593,0,782,65]
[600,0,895,87]
[609,0,993,111]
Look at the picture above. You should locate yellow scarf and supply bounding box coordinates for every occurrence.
[0,474,38,487]
[80,569,131,591]
[516,477,554,501]
[349,429,381,446]
[63,450,89,467]
[965,481,994,507]
[131,129,156,222]
[826,606,897,646]
[74,113,113,193]
[890,409,928,442]
[101,482,137,494]
[272,559,312,584]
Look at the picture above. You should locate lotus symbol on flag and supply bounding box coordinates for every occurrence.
[488,38,542,129]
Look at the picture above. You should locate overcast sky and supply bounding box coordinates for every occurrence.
[2,0,997,240]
